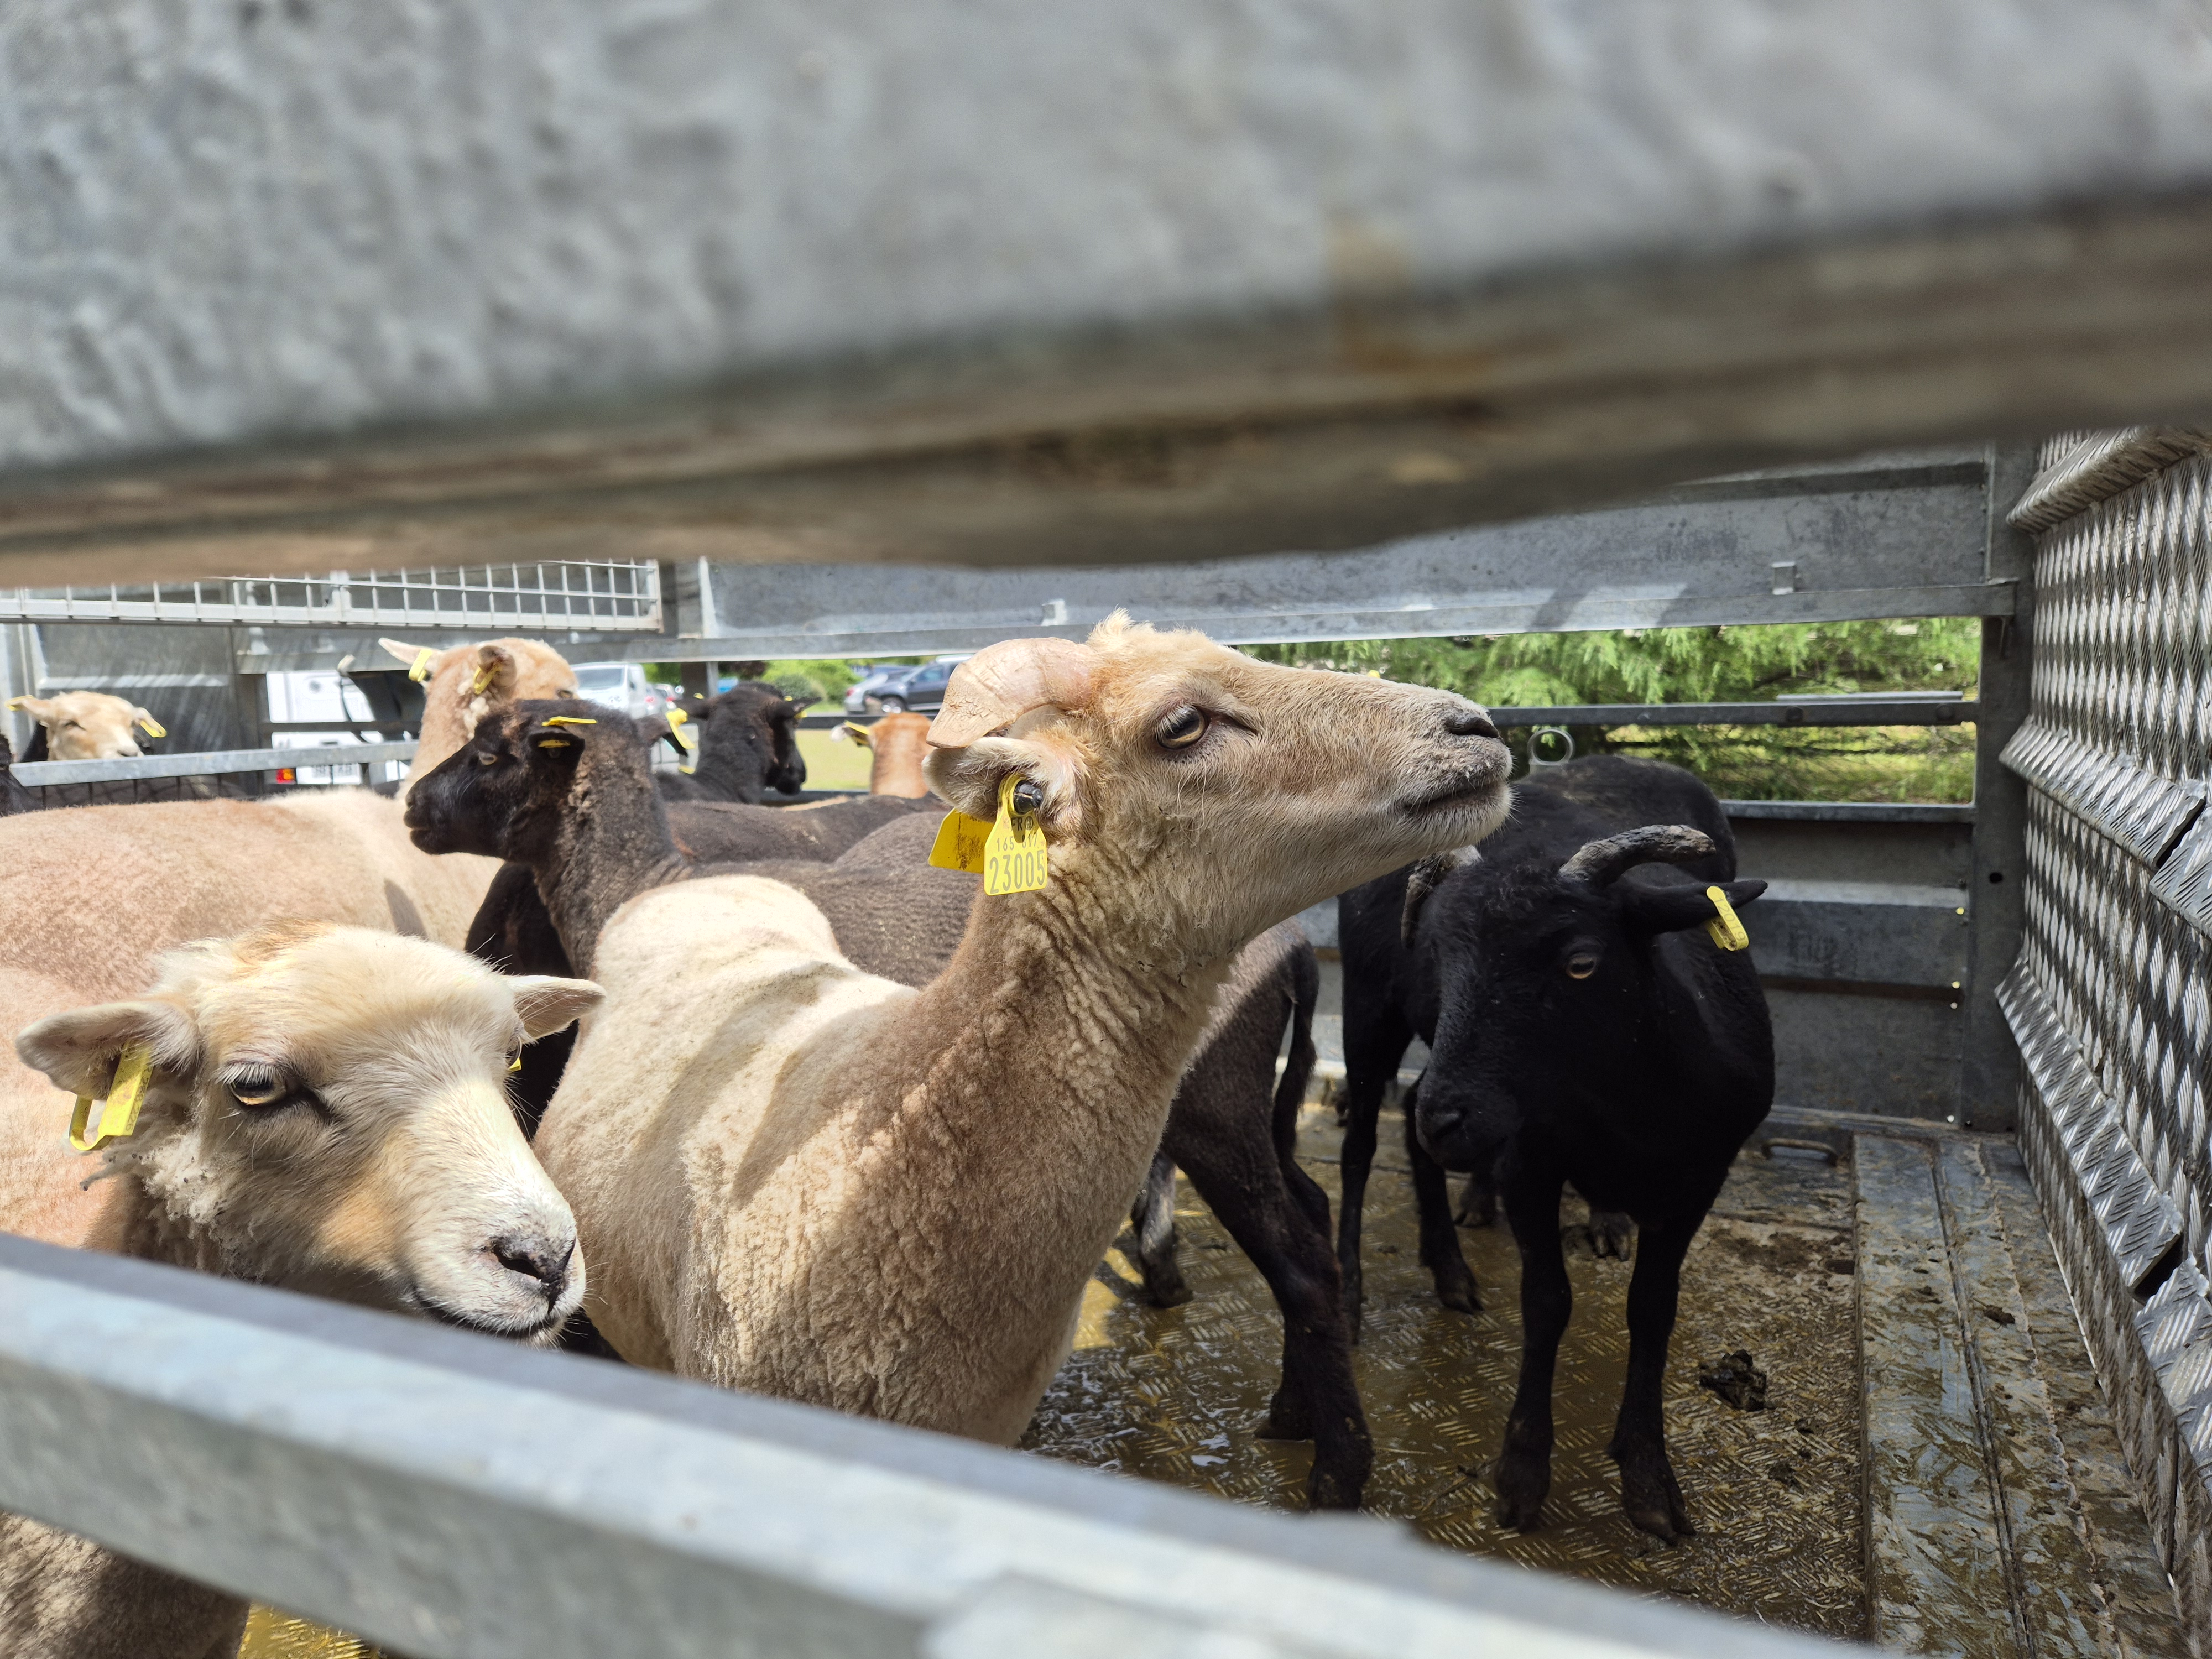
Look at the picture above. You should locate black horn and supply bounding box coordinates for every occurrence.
[1402,846,1479,944]
[1557,824,1716,886]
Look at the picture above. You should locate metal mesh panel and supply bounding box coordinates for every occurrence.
[0,562,661,630]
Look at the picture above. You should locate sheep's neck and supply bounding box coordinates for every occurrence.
[536,769,688,974]
[848,865,1229,1429]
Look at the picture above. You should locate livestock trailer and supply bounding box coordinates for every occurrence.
[13,3,2212,1656]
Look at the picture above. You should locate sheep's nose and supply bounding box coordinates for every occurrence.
[1444,706,1500,743]
[491,1235,575,1297]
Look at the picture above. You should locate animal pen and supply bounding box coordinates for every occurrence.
[13,5,2212,1657]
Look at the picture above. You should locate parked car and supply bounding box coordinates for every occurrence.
[841,664,909,714]
[857,655,969,715]
[571,662,674,720]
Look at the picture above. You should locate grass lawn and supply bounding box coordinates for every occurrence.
[795,722,874,792]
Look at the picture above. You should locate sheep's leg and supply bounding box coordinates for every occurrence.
[1496,1165,1570,1532]
[1607,1212,1701,1542]
[1335,1016,1412,1339]
[1454,1156,1500,1228]
[1127,1149,1192,1307]
[1401,1084,1479,1313]
[1170,1133,1371,1510]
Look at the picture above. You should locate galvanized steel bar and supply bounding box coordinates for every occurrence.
[0,1235,1839,1659]
[12,743,417,787]
[3,8,2212,579]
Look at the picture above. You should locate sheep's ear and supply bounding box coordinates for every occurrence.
[470,643,515,693]
[1401,846,1479,945]
[7,696,55,723]
[1618,878,1766,937]
[509,977,604,1040]
[379,637,431,668]
[17,1000,195,1099]
[840,722,874,750]
[922,735,1079,823]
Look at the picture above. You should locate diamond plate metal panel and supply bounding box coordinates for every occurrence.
[2013,435,2212,1636]
[2000,721,2204,867]
[1999,962,2185,1294]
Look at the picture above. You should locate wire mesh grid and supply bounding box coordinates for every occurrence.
[0,562,661,631]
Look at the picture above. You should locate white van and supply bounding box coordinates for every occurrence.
[570,662,667,719]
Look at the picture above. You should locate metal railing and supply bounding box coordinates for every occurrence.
[0,1233,1833,1659]
[0,563,661,631]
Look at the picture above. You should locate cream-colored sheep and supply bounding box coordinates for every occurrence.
[540,615,1511,1441]
[0,921,601,1659]
[378,635,581,796]
[7,692,163,760]
[0,637,580,1250]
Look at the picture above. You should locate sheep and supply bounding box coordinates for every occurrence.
[413,616,1510,1455]
[656,684,807,802]
[410,722,1370,1506]
[1353,754,1773,1542]
[8,692,165,761]
[377,635,581,793]
[0,920,601,1659]
[0,792,510,1249]
[839,710,933,797]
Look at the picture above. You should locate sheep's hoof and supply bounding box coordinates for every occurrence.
[1615,1444,1693,1543]
[1143,1280,1194,1308]
[1433,1271,1482,1314]
[1587,1211,1637,1261]
[1306,1465,1367,1511]
[1495,1451,1551,1533]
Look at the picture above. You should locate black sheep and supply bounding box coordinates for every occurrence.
[406,704,1374,1509]
[1343,754,1771,1541]
[655,683,807,802]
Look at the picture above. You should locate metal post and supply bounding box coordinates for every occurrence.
[1959,444,2038,1130]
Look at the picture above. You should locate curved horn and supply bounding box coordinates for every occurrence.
[1558,825,1717,886]
[928,638,1095,748]
[1402,846,1479,945]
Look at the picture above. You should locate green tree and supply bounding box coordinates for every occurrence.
[1245,621,1980,802]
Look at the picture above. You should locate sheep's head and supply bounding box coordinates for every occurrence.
[922,615,1512,963]
[403,701,670,862]
[693,684,807,799]
[382,636,582,784]
[848,711,933,797]
[10,691,163,760]
[16,922,602,1342]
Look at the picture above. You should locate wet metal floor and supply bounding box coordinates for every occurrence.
[1023,1106,1870,1640]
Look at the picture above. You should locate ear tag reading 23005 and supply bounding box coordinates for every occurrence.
[1704,885,1750,952]
[930,776,1048,894]
[68,1042,153,1154]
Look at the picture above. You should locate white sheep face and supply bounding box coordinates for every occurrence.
[923,616,1515,966]
[16,923,602,1343]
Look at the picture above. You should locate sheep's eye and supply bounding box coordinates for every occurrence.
[1156,706,1208,750]
[1566,952,1600,980]
[227,1068,289,1109]
[476,749,501,765]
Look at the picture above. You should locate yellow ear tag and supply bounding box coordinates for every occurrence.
[541,716,597,726]
[509,1055,524,1073]
[982,775,1048,895]
[6,696,27,710]
[470,665,497,695]
[1704,885,1750,951]
[666,708,696,750]
[67,1042,154,1154]
[136,715,165,738]
[408,648,435,682]
[928,809,992,875]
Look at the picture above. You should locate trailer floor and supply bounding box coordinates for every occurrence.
[1021,1108,2194,1655]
